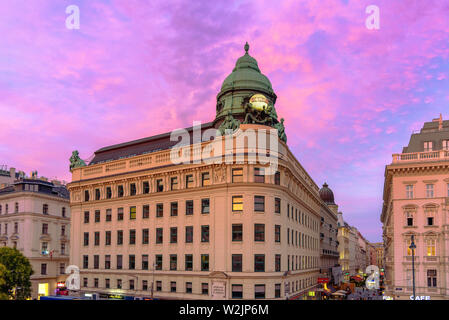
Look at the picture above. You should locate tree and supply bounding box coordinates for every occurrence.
[0,247,34,299]
[0,263,9,300]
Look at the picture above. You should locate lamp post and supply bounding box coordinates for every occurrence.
[409,235,416,299]
[151,262,157,299]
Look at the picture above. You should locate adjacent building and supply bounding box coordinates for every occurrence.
[0,175,70,299]
[68,43,325,300]
[381,115,449,300]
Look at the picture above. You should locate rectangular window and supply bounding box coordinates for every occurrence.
[105,279,110,289]
[427,270,437,288]
[254,284,265,299]
[254,224,265,242]
[41,263,47,275]
[118,185,124,197]
[275,283,281,298]
[426,184,434,198]
[156,228,163,244]
[254,167,265,183]
[232,254,242,272]
[117,230,123,245]
[130,183,136,196]
[424,141,433,152]
[117,207,124,221]
[274,171,280,185]
[84,190,89,202]
[186,200,194,215]
[82,255,88,269]
[129,206,136,220]
[156,203,163,217]
[426,239,436,256]
[129,280,135,290]
[201,254,209,271]
[83,232,89,246]
[406,185,414,199]
[443,140,449,151]
[95,188,100,200]
[275,254,281,272]
[117,279,122,289]
[142,280,148,291]
[427,217,434,226]
[170,202,178,216]
[170,255,177,271]
[275,198,281,214]
[95,210,100,222]
[84,211,89,223]
[232,224,243,241]
[232,284,243,299]
[142,228,149,244]
[156,179,163,192]
[105,255,111,269]
[128,255,136,270]
[201,198,210,214]
[143,181,150,194]
[201,225,209,242]
[185,254,193,271]
[94,232,100,246]
[185,175,194,188]
[202,283,208,295]
[254,254,265,272]
[275,225,281,243]
[106,187,112,199]
[232,168,243,183]
[202,172,210,186]
[186,282,193,293]
[171,282,176,292]
[142,254,149,270]
[254,196,265,212]
[142,205,149,219]
[185,226,193,243]
[94,255,99,269]
[232,196,243,212]
[155,255,163,270]
[106,209,112,221]
[170,227,178,243]
[156,281,162,291]
[129,229,136,244]
[170,177,178,190]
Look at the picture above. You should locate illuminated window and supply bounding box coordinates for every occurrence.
[232,168,243,183]
[129,206,136,220]
[202,172,210,186]
[232,196,243,212]
[426,239,436,256]
[201,254,209,271]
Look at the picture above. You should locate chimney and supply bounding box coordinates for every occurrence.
[439,114,443,130]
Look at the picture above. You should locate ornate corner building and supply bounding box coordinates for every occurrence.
[68,44,335,300]
[381,115,449,300]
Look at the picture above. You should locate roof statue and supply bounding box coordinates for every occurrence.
[69,150,86,171]
[218,111,241,136]
[274,118,287,143]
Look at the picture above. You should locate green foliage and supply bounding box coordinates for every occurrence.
[0,247,34,299]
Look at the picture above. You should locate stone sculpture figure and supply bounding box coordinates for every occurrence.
[218,111,241,135]
[274,118,287,143]
[70,150,86,170]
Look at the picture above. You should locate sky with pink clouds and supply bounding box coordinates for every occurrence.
[1,0,449,242]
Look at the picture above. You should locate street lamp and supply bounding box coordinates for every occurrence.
[409,235,416,299]
[151,262,157,299]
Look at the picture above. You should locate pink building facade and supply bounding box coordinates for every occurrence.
[381,115,449,300]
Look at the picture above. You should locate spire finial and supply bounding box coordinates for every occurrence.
[244,42,249,54]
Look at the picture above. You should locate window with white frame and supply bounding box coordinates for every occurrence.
[442,140,449,151]
[405,185,414,199]
[424,141,433,152]
[426,184,434,198]
[426,239,436,256]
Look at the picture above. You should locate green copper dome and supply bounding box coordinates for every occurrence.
[219,42,274,95]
